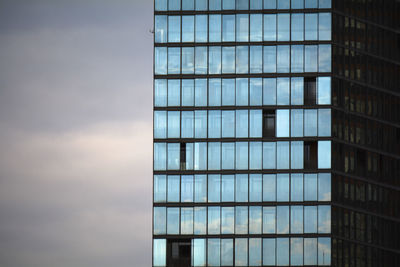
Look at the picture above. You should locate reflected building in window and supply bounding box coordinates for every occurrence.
[153,0,400,266]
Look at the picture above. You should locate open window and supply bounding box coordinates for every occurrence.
[304,77,317,105]
[263,109,276,138]
[180,143,186,170]
[304,141,317,169]
[167,239,191,267]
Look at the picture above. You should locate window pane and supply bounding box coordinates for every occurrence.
[221,207,235,234]
[319,13,331,40]
[195,46,207,74]
[223,0,235,9]
[154,79,167,107]
[291,45,304,73]
[291,109,304,137]
[167,175,180,202]
[264,0,276,9]
[222,142,235,169]
[210,0,222,10]
[305,45,318,72]
[209,79,222,106]
[235,174,248,202]
[168,16,181,42]
[305,0,317,8]
[222,111,235,137]
[235,238,248,266]
[182,15,194,42]
[236,78,249,106]
[182,47,194,74]
[318,44,331,72]
[277,78,290,105]
[291,141,304,169]
[249,207,262,234]
[195,15,208,42]
[222,47,235,73]
[235,142,249,170]
[263,207,276,233]
[277,14,290,41]
[318,238,331,265]
[209,15,222,42]
[181,175,194,202]
[250,14,263,41]
[263,142,276,169]
[194,142,207,170]
[209,110,222,138]
[304,238,317,265]
[221,239,233,265]
[236,110,249,138]
[195,175,207,202]
[168,47,180,74]
[222,79,235,106]
[291,238,304,266]
[291,77,304,105]
[318,141,331,168]
[155,0,167,11]
[154,111,167,138]
[263,46,277,73]
[154,175,167,203]
[317,77,331,104]
[182,111,194,138]
[237,0,249,9]
[291,14,304,42]
[154,143,166,170]
[208,142,221,170]
[181,80,194,106]
[236,46,249,74]
[167,207,180,234]
[277,45,290,73]
[222,15,235,41]
[263,174,276,201]
[186,143,194,170]
[167,143,180,170]
[277,206,289,234]
[181,207,194,234]
[155,47,167,75]
[168,111,180,138]
[208,239,220,266]
[277,142,289,169]
[318,205,331,233]
[168,79,180,106]
[250,142,262,170]
[183,0,194,10]
[196,0,208,10]
[264,14,277,41]
[208,174,221,202]
[304,206,317,233]
[263,78,277,105]
[250,46,263,73]
[195,110,207,138]
[304,109,318,136]
[319,0,331,8]
[277,174,289,201]
[318,173,331,201]
[291,206,304,234]
[249,174,262,201]
[153,239,166,266]
[208,206,221,234]
[276,109,290,137]
[291,0,304,9]
[222,175,235,202]
[250,78,262,106]
[277,0,290,9]
[305,13,318,40]
[194,207,207,234]
[263,238,276,265]
[236,14,249,42]
[251,0,263,9]
[291,173,303,201]
[249,238,262,266]
[305,174,318,201]
[192,239,206,266]
[195,79,207,107]
[155,15,167,43]
[276,238,289,266]
[318,109,331,137]
[235,206,248,234]
[250,110,262,138]
[169,0,181,10]
[154,207,166,234]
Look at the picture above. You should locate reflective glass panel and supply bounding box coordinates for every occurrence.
[236,110,249,138]
[277,206,289,234]
[208,206,221,234]
[250,0,263,9]
[222,15,235,41]
[291,206,304,233]
[305,13,318,40]
[195,175,207,202]
[195,0,208,10]
[222,47,235,73]
[236,78,248,106]
[194,142,207,170]
[154,175,167,203]
[277,14,290,41]
[263,46,276,73]
[195,110,207,138]
[155,0,167,11]
[194,207,207,234]
[236,46,249,74]
[210,0,222,10]
[222,142,235,169]
[318,141,331,168]
[277,78,290,105]
[209,79,222,106]
[153,239,166,266]
[276,238,289,266]
[276,109,290,137]
[154,79,167,107]
[305,0,317,8]
[291,77,304,105]
[222,111,235,137]
[208,239,220,266]
[192,239,206,266]
[304,45,318,72]
[167,207,180,234]
[182,47,194,74]
[250,142,262,170]
[263,142,276,169]
[169,0,181,10]
[235,206,249,235]
[277,174,289,201]
[318,44,331,72]
[235,142,249,170]
[277,45,290,73]
[154,143,166,170]
[263,174,276,201]
[168,16,181,42]
[264,14,277,41]
[304,206,317,233]
[155,47,167,75]
[250,78,262,106]
[221,207,235,234]
[318,109,331,136]
[183,0,194,10]
[318,238,331,265]
[291,45,304,73]
[304,174,318,201]
[291,14,304,41]
[154,207,166,234]
[182,15,195,42]
[249,238,262,266]
[319,0,331,8]
[236,174,249,202]
[250,14,263,41]
[182,79,194,106]
[318,205,331,233]
[167,111,180,138]
[168,79,180,106]
[263,78,277,105]
[291,0,304,9]
[319,13,331,40]
[304,109,318,136]
[291,109,304,137]
[154,111,166,138]
[263,207,276,233]
[278,0,290,9]
[167,175,180,202]
[263,238,276,266]
[221,239,233,265]
[236,14,249,42]
[195,79,207,107]
[185,143,194,170]
[223,0,235,9]
[208,174,221,202]
[291,238,304,266]
[222,175,235,202]
[318,173,331,201]
[195,15,208,42]
[167,143,180,170]
[222,79,235,106]
[291,173,303,201]
[209,110,222,138]
[264,0,276,9]
[250,46,263,73]
[209,15,222,42]
[317,77,331,104]
[249,207,262,234]
[291,141,304,169]
[168,47,180,74]
[181,175,194,202]
[208,142,221,170]
[237,0,249,9]
[304,238,318,265]
[155,15,167,43]
[181,207,193,234]
[235,238,248,266]
[250,110,262,138]
[195,46,207,74]
[249,174,262,201]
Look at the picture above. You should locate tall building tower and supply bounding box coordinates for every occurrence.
[153,0,399,266]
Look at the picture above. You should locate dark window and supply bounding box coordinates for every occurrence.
[304,77,317,105]
[304,141,317,169]
[180,143,186,170]
[167,239,191,267]
[263,109,276,138]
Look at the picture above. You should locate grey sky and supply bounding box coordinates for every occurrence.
[0,1,153,266]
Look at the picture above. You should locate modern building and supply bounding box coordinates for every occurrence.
[152,0,400,266]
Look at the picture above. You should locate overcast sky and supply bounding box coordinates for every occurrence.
[0,0,153,266]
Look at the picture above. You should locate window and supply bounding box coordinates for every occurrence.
[263,110,275,137]
[304,77,317,105]
[304,141,318,169]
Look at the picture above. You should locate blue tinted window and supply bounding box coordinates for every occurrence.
[236,174,249,202]
[291,141,304,169]
[181,175,194,202]
[222,46,235,73]
[221,239,234,265]
[305,0,317,8]
[291,14,304,41]
[153,239,166,266]
[277,77,289,105]
[277,206,289,232]
[182,79,194,106]
[222,175,235,202]
[236,142,249,170]
[304,238,318,265]
[155,0,167,11]
[264,14,277,41]
[263,239,276,265]
[195,46,207,74]
[319,13,331,40]
[250,110,262,137]
[263,142,276,169]
[305,13,318,40]
[263,46,276,73]
[318,44,331,72]
[236,78,249,106]
[318,238,331,265]
[209,15,222,42]
[194,207,207,234]
[235,206,249,234]
[263,174,276,201]
[154,111,166,138]
[305,174,318,201]
[155,47,167,75]
[223,0,235,9]
[304,109,318,136]
[277,0,290,9]
[182,47,194,74]
[236,110,249,138]
[318,205,331,233]
[277,141,289,169]
[222,111,235,137]
[236,14,249,42]
[208,142,221,170]
[264,0,277,9]
[250,78,262,106]
[237,0,249,9]
[208,239,220,266]
[291,173,303,201]
[277,238,289,266]
[195,0,208,10]
[249,174,262,201]
[155,16,167,43]
[208,174,221,202]
[192,239,206,265]
[235,238,248,266]
[291,0,304,9]
[167,111,180,138]
[263,207,276,233]
[222,142,235,169]
[168,47,180,74]
[209,0,222,10]
[181,111,194,138]
[195,79,207,106]
[277,174,289,202]
[276,109,290,137]
[221,207,235,234]
[250,142,262,170]
[182,16,194,42]
[209,46,221,74]
[249,238,262,266]
[181,207,193,234]
[263,78,277,105]
[318,141,331,168]
[304,206,317,233]
[167,143,180,170]
[208,206,221,234]
[195,15,208,42]
[167,207,180,234]
[318,109,331,136]
[154,143,166,170]
[154,175,167,203]
[194,142,207,170]
[291,45,304,73]
[222,79,235,106]
[291,238,304,265]
[154,79,167,107]
[194,175,207,202]
[277,45,290,73]
[236,46,249,74]
[291,109,304,137]
[223,15,235,41]
[319,0,331,8]
[250,46,263,73]
[154,207,166,234]
[168,16,181,42]
[250,14,263,41]
[169,0,181,10]
[185,143,194,170]
[209,79,222,106]
[305,45,318,72]
[250,0,263,9]
[318,173,331,201]
[209,110,222,138]
[183,0,194,10]
[317,77,331,104]
[291,77,304,105]
[277,14,290,41]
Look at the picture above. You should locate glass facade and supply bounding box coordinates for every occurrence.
[153,0,338,266]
